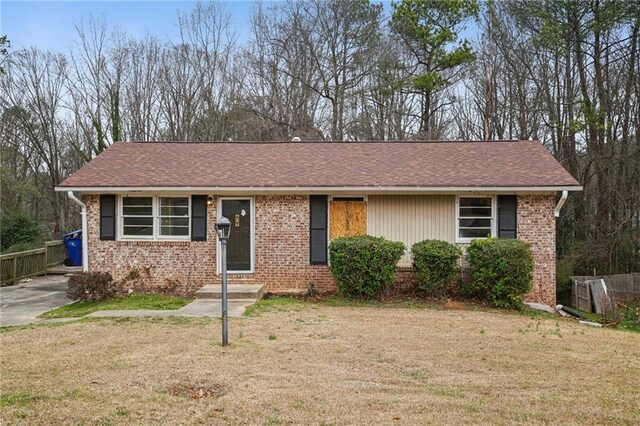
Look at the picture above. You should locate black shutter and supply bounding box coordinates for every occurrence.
[191,195,207,241]
[498,195,517,238]
[100,194,116,240]
[310,195,328,264]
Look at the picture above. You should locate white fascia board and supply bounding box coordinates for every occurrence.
[55,185,583,194]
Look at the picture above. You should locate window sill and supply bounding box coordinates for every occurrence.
[456,236,494,244]
[116,240,191,246]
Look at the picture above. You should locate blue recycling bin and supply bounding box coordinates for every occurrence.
[63,230,82,267]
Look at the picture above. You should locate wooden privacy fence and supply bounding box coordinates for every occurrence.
[571,274,640,312]
[0,241,65,285]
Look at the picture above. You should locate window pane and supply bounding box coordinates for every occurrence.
[123,206,154,216]
[459,197,491,207]
[123,216,153,227]
[160,217,189,227]
[123,215,153,236]
[122,197,153,216]
[161,206,189,216]
[159,216,189,237]
[160,226,189,236]
[123,197,152,206]
[459,218,491,228]
[160,197,189,216]
[459,207,492,217]
[124,226,154,236]
[460,228,491,238]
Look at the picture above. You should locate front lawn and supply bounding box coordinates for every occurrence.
[39,293,193,319]
[2,298,639,424]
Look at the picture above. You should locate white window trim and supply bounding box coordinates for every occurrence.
[455,195,496,244]
[118,195,191,241]
[216,196,255,274]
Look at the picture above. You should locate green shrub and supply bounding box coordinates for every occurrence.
[0,211,41,252]
[67,272,119,302]
[2,241,42,254]
[411,240,462,295]
[465,238,534,309]
[329,235,405,298]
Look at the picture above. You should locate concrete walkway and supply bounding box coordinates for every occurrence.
[85,299,253,319]
[0,275,72,326]
[1,275,255,327]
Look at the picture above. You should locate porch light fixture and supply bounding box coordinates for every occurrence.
[207,196,214,206]
[215,216,232,346]
[215,216,232,240]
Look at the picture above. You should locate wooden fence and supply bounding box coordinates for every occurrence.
[0,241,66,285]
[571,273,640,312]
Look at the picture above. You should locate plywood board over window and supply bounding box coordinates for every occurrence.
[330,200,367,240]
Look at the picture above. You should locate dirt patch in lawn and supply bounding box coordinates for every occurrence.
[170,382,227,400]
[1,305,639,425]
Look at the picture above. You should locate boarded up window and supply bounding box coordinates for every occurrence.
[330,199,367,240]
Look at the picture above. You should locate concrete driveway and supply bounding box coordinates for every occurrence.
[0,275,71,326]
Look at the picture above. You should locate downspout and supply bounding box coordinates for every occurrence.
[555,190,568,218]
[67,191,89,272]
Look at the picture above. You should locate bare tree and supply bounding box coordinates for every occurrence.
[159,2,236,141]
[121,36,163,141]
[0,48,76,233]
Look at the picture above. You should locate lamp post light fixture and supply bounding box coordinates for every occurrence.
[215,216,232,346]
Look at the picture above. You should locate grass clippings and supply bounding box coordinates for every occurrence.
[1,301,639,425]
[39,293,193,318]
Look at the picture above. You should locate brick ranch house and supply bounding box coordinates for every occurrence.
[56,140,581,306]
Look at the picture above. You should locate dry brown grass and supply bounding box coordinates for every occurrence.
[1,302,639,425]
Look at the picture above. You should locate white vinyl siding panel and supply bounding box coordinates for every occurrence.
[367,195,456,266]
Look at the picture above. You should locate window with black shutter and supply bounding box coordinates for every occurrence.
[498,195,517,238]
[309,195,328,264]
[191,195,207,241]
[100,194,116,240]
[457,196,493,241]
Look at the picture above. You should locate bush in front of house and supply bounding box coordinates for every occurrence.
[411,240,462,295]
[464,238,534,309]
[329,235,405,298]
[67,272,119,302]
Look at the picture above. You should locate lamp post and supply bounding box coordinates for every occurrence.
[215,216,232,346]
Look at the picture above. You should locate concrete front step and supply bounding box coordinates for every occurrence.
[195,284,265,300]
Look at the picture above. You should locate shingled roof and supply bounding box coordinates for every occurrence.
[57,140,581,191]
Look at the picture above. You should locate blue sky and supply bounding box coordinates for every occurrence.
[1,1,256,51]
[1,1,477,52]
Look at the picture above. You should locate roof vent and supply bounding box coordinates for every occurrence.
[291,136,301,142]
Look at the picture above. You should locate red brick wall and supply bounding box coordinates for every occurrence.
[84,194,334,295]
[517,194,556,306]
[251,195,334,292]
[85,194,557,303]
[85,194,217,295]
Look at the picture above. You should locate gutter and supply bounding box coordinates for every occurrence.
[67,191,89,272]
[55,185,584,194]
[554,190,568,218]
